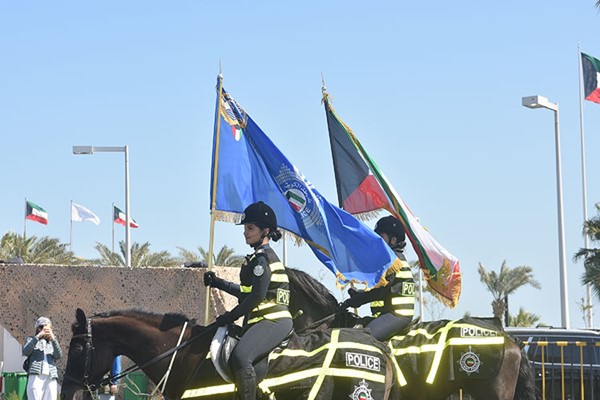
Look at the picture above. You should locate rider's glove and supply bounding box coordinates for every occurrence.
[203,272,223,288]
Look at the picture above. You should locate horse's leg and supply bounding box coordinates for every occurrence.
[464,341,521,400]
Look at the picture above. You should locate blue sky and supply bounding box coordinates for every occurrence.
[2,1,600,328]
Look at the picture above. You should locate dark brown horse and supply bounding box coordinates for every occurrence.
[286,268,539,400]
[60,308,402,400]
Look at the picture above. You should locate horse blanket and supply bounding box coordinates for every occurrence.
[390,317,506,385]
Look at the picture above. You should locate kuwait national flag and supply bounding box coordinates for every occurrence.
[323,91,461,308]
[26,200,48,225]
[113,205,139,228]
[582,52,600,104]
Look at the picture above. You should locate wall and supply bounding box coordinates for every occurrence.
[0,264,239,374]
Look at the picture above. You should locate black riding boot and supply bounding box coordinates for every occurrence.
[234,366,257,400]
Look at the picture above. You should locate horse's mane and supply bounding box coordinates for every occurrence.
[287,268,339,314]
[76,309,197,332]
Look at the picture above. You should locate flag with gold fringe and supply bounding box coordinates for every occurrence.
[323,90,461,307]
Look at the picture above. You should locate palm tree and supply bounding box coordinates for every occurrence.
[177,245,244,268]
[93,241,178,267]
[478,260,541,325]
[0,232,80,264]
[575,204,600,296]
[509,307,541,327]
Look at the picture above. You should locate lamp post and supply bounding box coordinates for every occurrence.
[73,145,131,268]
[522,95,570,328]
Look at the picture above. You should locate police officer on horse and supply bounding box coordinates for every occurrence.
[203,201,293,400]
[340,215,415,341]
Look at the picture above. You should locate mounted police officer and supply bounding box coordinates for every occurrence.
[340,215,415,341]
[203,201,293,400]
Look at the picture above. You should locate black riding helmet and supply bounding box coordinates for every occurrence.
[238,201,278,230]
[374,216,405,242]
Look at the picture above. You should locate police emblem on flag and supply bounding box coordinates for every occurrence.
[349,379,373,400]
[220,93,246,141]
[276,165,324,230]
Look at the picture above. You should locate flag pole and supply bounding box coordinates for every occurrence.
[282,231,287,266]
[24,198,27,239]
[578,43,593,328]
[112,202,115,254]
[205,72,224,324]
[70,200,73,252]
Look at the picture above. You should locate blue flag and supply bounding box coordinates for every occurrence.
[210,79,400,287]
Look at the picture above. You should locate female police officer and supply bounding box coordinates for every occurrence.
[341,215,415,341]
[203,201,292,400]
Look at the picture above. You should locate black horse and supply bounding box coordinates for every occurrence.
[60,308,401,400]
[286,268,538,400]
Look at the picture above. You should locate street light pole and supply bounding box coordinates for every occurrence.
[522,95,570,329]
[73,145,132,268]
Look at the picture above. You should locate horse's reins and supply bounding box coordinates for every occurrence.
[295,308,344,334]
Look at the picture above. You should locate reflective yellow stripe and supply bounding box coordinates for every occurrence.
[307,329,340,400]
[253,302,277,311]
[426,320,455,384]
[259,367,385,391]
[240,285,252,293]
[396,270,413,279]
[388,341,407,386]
[270,341,386,360]
[394,309,415,316]
[371,301,384,307]
[247,310,292,325]
[182,383,235,398]
[270,275,289,283]
[448,337,504,346]
[392,323,499,341]
[391,297,415,305]
[270,262,285,271]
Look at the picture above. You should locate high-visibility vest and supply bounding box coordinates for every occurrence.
[239,246,292,326]
[370,260,415,318]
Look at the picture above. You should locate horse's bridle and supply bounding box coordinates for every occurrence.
[63,318,98,395]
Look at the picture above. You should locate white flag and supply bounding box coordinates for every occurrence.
[71,203,101,225]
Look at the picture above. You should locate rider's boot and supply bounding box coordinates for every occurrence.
[234,366,257,400]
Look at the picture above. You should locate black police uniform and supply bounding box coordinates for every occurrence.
[344,247,415,341]
[210,243,292,399]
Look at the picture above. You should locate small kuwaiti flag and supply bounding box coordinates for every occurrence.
[582,52,600,104]
[26,200,48,225]
[113,205,138,228]
[71,202,101,225]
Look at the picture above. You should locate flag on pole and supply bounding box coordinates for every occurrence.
[113,205,138,228]
[323,91,461,307]
[582,52,600,104]
[71,203,101,225]
[25,200,48,225]
[210,80,401,288]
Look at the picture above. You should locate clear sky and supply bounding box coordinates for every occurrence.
[2,1,600,328]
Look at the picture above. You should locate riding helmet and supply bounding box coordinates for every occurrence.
[374,216,405,241]
[238,201,277,229]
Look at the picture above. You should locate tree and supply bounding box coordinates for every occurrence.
[509,307,541,327]
[478,260,541,325]
[93,241,178,267]
[177,245,244,268]
[0,232,80,265]
[574,203,600,300]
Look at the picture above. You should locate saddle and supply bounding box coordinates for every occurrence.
[210,324,293,383]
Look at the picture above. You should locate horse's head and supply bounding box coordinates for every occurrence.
[61,309,116,400]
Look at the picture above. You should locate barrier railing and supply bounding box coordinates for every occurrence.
[521,340,600,400]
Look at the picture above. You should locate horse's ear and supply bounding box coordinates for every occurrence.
[76,308,87,325]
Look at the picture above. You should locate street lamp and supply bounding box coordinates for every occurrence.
[522,95,570,328]
[73,145,132,268]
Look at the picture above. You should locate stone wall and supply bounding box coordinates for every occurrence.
[0,264,239,371]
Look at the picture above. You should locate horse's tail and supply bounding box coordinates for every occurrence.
[383,352,402,400]
[514,347,540,400]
